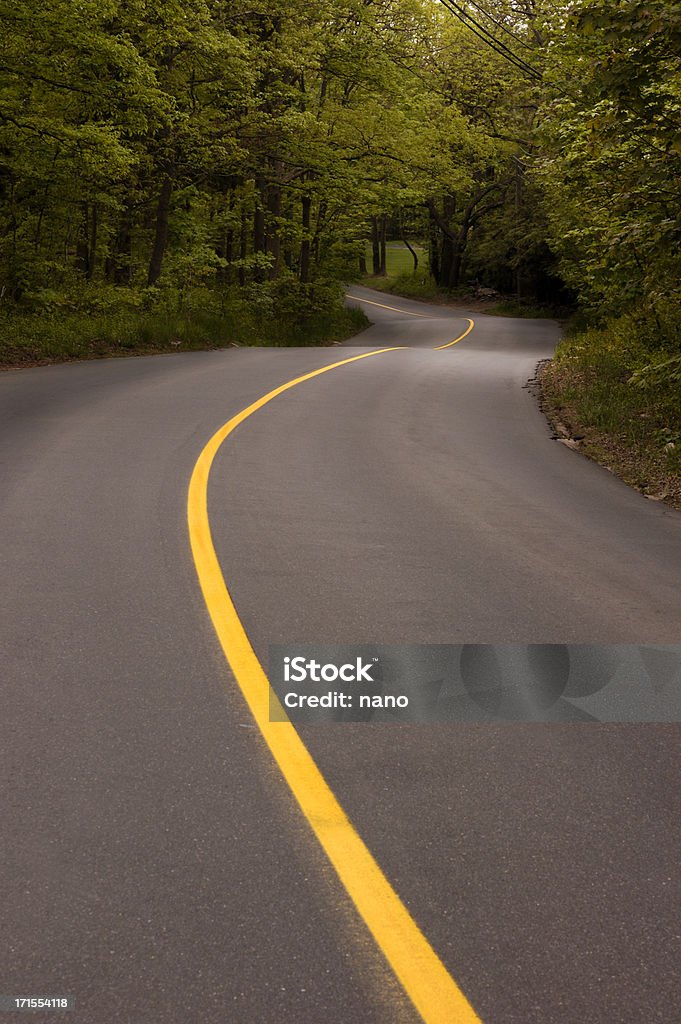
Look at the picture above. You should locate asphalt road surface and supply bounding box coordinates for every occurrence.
[2,286,680,1023]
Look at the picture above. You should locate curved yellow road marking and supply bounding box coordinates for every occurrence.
[348,294,436,318]
[436,319,475,350]
[187,347,482,1024]
[347,293,475,349]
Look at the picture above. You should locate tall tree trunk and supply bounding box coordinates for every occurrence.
[299,194,311,284]
[109,201,133,285]
[428,212,441,285]
[448,244,463,289]
[359,253,367,274]
[371,217,380,275]
[266,182,281,279]
[216,192,235,284]
[253,175,266,282]
[87,202,98,281]
[515,164,522,300]
[440,234,454,289]
[147,174,173,286]
[76,202,90,277]
[224,225,234,284]
[447,208,475,289]
[313,200,326,265]
[379,215,387,276]
[399,212,418,272]
[283,196,294,269]
[239,207,247,287]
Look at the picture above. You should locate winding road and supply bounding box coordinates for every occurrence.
[2,286,680,1022]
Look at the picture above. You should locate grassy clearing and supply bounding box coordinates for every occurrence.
[540,314,681,508]
[0,288,369,369]
[378,241,426,277]
[361,242,440,300]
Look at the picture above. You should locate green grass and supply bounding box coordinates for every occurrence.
[541,313,681,506]
[383,241,425,277]
[363,241,427,278]
[361,242,441,300]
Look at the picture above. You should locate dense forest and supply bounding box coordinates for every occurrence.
[0,1,679,373]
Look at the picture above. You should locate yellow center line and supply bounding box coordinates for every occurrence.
[346,292,475,348]
[436,319,475,349]
[187,346,482,1024]
[347,294,436,318]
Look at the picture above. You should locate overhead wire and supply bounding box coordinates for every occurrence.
[437,0,673,160]
[436,0,542,80]
[464,0,535,50]
[440,0,541,77]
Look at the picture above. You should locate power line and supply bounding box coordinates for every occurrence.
[465,0,535,50]
[440,0,540,77]
[437,0,542,80]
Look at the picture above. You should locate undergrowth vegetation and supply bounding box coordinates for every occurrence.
[541,313,681,504]
[0,284,368,366]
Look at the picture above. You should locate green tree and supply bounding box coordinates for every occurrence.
[536,0,681,335]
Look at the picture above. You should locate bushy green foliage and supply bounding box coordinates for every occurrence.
[551,314,681,456]
[536,0,681,335]
[0,286,368,366]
